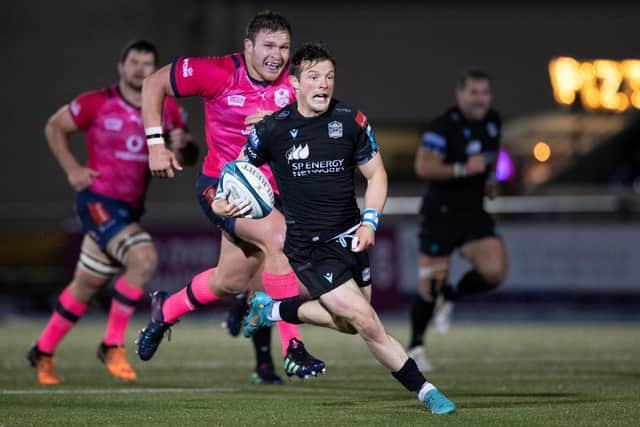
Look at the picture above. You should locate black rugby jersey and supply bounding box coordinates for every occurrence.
[420,106,501,212]
[243,99,378,251]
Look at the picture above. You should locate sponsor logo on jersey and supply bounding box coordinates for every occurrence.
[70,100,81,116]
[286,144,309,161]
[328,121,343,139]
[227,94,246,107]
[466,140,482,155]
[335,106,352,113]
[274,88,290,108]
[362,267,371,282]
[115,135,148,162]
[182,58,193,78]
[290,158,345,177]
[104,118,123,132]
[323,272,333,283]
[249,126,262,149]
[289,129,299,139]
[355,111,368,129]
[486,122,498,138]
[126,135,145,152]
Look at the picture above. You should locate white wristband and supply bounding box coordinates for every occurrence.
[146,137,165,146]
[145,126,165,146]
[145,126,163,137]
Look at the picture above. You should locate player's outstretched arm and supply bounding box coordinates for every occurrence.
[44,106,99,191]
[355,152,388,251]
[142,65,182,178]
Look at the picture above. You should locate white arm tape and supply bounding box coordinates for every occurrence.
[145,126,165,146]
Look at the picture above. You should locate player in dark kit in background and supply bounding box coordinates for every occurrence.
[27,40,193,384]
[214,44,456,415]
[408,69,509,372]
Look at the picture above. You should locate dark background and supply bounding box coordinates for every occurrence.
[3,1,640,227]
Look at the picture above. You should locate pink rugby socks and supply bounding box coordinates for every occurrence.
[37,288,88,354]
[103,277,144,346]
[262,271,302,355]
[162,268,219,323]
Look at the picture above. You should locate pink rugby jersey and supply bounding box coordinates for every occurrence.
[69,85,185,209]
[170,53,294,192]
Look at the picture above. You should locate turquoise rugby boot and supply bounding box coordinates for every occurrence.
[423,388,456,415]
[243,292,274,338]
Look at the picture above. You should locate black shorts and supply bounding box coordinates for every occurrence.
[287,239,372,299]
[419,208,497,257]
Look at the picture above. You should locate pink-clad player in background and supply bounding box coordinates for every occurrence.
[136,11,326,383]
[27,40,195,385]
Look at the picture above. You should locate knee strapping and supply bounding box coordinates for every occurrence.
[112,231,152,264]
[79,251,120,279]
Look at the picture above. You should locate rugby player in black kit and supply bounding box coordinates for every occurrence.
[213,43,456,415]
[408,69,509,372]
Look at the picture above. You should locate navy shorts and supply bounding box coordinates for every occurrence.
[196,172,282,240]
[287,239,372,299]
[419,208,497,257]
[75,190,143,251]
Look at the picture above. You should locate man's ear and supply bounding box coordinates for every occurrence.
[289,75,299,91]
[243,38,253,53]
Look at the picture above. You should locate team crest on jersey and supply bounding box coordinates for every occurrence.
[328,121,343,139]
[486,122,498,138]
[104,118,123,132]
[274,88,290,107]
[227,95,246,107]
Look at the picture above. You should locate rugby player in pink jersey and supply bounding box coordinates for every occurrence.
[137,11,326,383]
[27,40,194,385]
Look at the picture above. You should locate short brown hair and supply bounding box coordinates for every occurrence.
[245,10,292,43]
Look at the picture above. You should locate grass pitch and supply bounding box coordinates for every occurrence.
[1,317,639,426]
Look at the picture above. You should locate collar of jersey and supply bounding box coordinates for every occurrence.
[115,85,141,110]
[241,54,275,88]
[291,99,338,120]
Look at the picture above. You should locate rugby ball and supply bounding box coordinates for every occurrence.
[219,161,274,219]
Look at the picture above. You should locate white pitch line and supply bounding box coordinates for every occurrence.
[0,387,237,395]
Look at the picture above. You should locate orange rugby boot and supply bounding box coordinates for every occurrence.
[27,345,62,385]
[98,343,138,381]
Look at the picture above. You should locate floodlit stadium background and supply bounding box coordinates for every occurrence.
[2,0,640,317]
